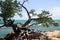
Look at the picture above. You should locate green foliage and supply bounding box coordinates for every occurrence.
[0,0,22,19]
[37,10,50,17]
[29,9,37,16]
[52,22,59,26]
[0,0,59,27]
[0,0,22,26]
[36,10,59,27]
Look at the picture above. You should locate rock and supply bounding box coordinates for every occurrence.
[4,30,60,40]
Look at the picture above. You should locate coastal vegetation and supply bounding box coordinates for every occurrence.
[0,0,59,40]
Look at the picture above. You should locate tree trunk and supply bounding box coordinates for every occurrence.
[22,19,31,27]
[4,20,21,40]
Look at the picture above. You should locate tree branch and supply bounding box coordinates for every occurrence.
[22,0,28,5]
[31,17,49,20]
[28,23,38,27]
[21,18,40,27]
[31,18,40,20]
[22,0,25,5]
[22,19,32,27]
[19,3,31,19]
[19,2,31,27]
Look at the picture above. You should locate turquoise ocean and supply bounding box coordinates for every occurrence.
[0,20,60,38]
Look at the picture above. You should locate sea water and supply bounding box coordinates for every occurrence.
[0,20,60,38]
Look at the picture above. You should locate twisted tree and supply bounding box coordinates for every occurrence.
[0,0,58,40]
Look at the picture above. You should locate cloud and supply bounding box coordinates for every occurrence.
[13,7,60,20]
[50,7,60,20]
[13,13,28,20]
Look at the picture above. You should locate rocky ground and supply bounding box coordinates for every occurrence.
[45,30,60,40]
[0,30,60,40]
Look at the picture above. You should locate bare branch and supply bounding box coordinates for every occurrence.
[31,18,40,20]
[28,23,38,27]
[31,16,49,20]
[22,0,28,5]
[19,3,31,19]
[18,2,31,27]
[22,0,25,5]
[21,17,40,27]
[22,19,32,27]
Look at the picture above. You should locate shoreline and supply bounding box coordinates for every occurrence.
[45,30,60,40]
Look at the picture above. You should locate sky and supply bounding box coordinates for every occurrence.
[13,0,60,20]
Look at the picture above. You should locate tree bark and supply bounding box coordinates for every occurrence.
[20,4,31,19]
[19,3,32,27]
[22,19,32,27]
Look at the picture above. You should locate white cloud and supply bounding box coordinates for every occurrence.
[13,7,60,20]
[50,7,60,20]
[13,13,28,20]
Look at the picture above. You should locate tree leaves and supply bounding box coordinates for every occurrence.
[29,9,37,16]
[0,0,59,28]
[0,0,22,18]
[36,10,59,27]
[0,0,22,26]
